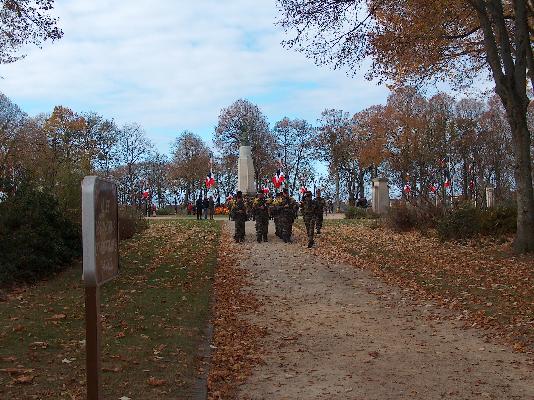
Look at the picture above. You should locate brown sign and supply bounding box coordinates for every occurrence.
[82,176,119,286]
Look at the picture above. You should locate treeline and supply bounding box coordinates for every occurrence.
[0,87,523,214]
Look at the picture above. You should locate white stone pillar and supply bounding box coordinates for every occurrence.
[486,187,495,208]
[238,145,256,195]
[372,178,390,214]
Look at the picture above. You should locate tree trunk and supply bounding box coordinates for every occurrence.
[335,168,340,212]
[507,110,534,252]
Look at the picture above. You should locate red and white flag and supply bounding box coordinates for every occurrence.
[272,154,285,188]
[205,156,215,188]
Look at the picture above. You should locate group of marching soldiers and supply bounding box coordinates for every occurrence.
[230,188,326,248]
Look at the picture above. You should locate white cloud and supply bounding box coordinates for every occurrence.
[0,0,390,153]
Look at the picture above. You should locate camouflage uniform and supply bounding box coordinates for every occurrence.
[232,198,247,242]
[271,194,283,238]
[315,195,326,234]
[280,195,297,243]
[253,196,269,242]
[301,193,317,247]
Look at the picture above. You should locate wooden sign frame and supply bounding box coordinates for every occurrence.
[81,176,119,400]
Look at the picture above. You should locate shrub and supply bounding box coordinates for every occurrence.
[480,205,516,236]
[119,206,148,240]
[156,206,176,216]
[437,206,481,240]
[0,185,81,284]
[437,204,516,241]
[384,203,419,232]
[345,206,378,220]
[385,201,441,232]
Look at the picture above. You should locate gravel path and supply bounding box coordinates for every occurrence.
[227,220,534,400]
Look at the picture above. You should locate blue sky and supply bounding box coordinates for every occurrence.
[1,0,494,161]
[0,0,392,156]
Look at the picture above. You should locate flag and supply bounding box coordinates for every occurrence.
[205,156,215,188]
[272,154,285,188]
[403,183,411,194]
[469,180,475,190]
[444,170,451,188]
[299,186,307,194]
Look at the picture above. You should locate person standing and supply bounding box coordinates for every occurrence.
[209,195,215,219]
[301,190,317,248]
[280,188,297,243]
[196,196,203,220]
[232,191,247,242]
[315,189,326,234]
[203,196,209,219]
[253,191,269,242]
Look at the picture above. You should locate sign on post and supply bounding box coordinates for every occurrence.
[82,176,119,400]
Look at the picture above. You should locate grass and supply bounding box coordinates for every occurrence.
[0,219,220,399]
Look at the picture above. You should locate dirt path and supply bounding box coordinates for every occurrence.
[226,220,534,400]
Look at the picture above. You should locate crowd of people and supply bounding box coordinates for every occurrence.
[229,188,326,248]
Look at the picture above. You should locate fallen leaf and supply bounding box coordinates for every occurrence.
[147,377,167,386]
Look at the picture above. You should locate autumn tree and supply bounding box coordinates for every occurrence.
[214,99,277,188]
[278,0,534,252]
[273,117,315,194]
[315,109,351,211]
[0,0,63,64]
[83,112,119,176]
[169,130,211,204]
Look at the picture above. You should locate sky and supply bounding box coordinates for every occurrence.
[0,0,391,155]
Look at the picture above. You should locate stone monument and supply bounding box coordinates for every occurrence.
[237,128,256,195]
[372,177,390,214]
[486,186,495,208]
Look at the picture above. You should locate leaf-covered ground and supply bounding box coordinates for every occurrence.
[0,219,220,399]
[208,224,265,400]
[301,219,534,352]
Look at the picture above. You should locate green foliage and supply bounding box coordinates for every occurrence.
[345,206,378,220]
[0,185,81,284]
[437,205,516,240]
[156,206,176,216]
[480,205,517,236]
[118,206,148,240]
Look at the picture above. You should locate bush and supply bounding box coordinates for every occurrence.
[437,204,516,241]
[345,206,378,220]
[480,205,516,236]
[0,186,81,284]
[156,206,176,216]
[385,201,442,232]
[119,206,148,240]
[384,203,419,232]
[437,206,481,240]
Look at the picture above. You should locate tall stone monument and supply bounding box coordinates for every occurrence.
[486,186,495,208]
[238,128,256,195]
[372,177,390,214]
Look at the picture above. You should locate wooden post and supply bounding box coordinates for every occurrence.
[82,176,119,400]
[85,286,102,400]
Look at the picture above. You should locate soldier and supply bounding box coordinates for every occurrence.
[280,188,297,243]
[253,191,269,242]
[271,192,283,238]
[315,188,326,234]
[301,190,317,248]
[232,191,247,243]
